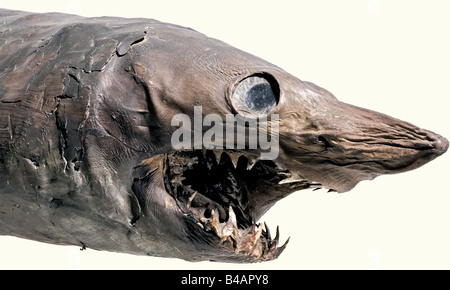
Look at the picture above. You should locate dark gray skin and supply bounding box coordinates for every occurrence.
[0,9,448,263]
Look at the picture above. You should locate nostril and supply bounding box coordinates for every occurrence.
[318,135,332,150]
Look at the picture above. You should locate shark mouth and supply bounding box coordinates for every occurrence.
[163,149,321,261]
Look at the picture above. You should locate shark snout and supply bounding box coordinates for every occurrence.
[336,105,448,175]
[380,126,448,173]
[278,100,448,192]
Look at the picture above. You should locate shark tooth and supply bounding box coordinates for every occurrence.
[221,206,238,239]
[186,191,197,208]
[278,177,304,184]
[227,206,237,227]
[278,171,305,184]
[274,161,289,172]
[246,156,260,170]
[212,149,223,163]
[274,236,290,254]
[171,174,185,184]
[210,208,219,233]
[264,222,272,241]
[228,152,241,169]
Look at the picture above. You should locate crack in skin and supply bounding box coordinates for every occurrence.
[0,9,448,263]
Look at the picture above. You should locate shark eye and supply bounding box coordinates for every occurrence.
[231,75,279,117]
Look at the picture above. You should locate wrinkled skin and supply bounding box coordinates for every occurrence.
[0,9,447,263]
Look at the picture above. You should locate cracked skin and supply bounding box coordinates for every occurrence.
[0,9,448,263]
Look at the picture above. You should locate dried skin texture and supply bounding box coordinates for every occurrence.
[0,9,448,263]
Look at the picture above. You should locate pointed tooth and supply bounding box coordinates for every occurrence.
[264,222,271,240]
[228,206,237,226]
[268,236,290,256]
[249,224,264,251]
[212,149,223,163]
[247,157,259,170]
[274,225,280,244]
[242,223,262,250]
[278,177,304,184]
[214,208,221,221]
[198,207,210,224]
[278,172,305,184]
[186,191,197,208]
[278,172,290,178]
[229,153,240,169]
[274,161,288,171]
[220,207,237,239]
[255,224,263,239]
[171,175,185,183]
[211,208,228,237]
[211,209,218,227]
[278,237,290,252]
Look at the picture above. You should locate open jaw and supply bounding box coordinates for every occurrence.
[161,149,322,262]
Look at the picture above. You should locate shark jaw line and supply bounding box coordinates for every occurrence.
[161,149,324,261]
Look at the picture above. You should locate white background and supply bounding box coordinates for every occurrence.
[1,0,449,269]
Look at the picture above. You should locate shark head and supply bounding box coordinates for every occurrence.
[122,21,448,262]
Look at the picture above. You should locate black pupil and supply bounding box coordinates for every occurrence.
[244,83,276,114]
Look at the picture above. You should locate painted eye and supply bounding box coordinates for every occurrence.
[231,75,279,118]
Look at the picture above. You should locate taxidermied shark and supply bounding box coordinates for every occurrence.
[0,9,447,262]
